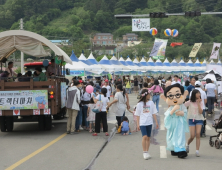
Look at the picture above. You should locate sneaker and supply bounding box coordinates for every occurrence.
[196,152,200,157]
[186,145,189,153]
[147,153,151,159]
[79,127,84,130]
[105,133,109,136]
[143,153,148,160]
[67,131,70,134]
[92,133,98,136]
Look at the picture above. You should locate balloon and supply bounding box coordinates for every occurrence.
[150,28,158,36]
[171,29,179,37]
[43,60,49,67]
[164,29,171,36]
[86,85,94,94]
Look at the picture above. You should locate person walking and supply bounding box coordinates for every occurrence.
[165,76,172,88]
[92,88,109,136]
[126,79,131,94]
[134,78,139,95]
[66,80,81,135]
[184,80,190,102]
[205,78,217,114]
[135,89,159,160]
[102,79,111,100]
[148,79,164,113]
[184,89,204,157]
[190,81,207,137]
[171,75,181,85]
[108,84,127,128]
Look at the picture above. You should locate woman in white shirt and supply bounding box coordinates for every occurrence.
[92,88,109,136]
[135,89,159,160]
[108,84,127,127]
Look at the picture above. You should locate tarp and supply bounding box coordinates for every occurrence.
[0,30,72,64]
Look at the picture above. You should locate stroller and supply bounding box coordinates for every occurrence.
[209,113,222,149]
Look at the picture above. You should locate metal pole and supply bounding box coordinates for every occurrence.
[114,12,222,18]
[20,18,25,73]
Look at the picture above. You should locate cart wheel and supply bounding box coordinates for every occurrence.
[209,140,214,147]
[215,139,221,149]
[38,115,45,130]
[0,116,7,132]
[6,116,14,132]
[44,115,52,130]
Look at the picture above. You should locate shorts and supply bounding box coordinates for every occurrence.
[140,125,152,137]
[121,131,128,135]
[134,86,139,91]
[189,119,203,126]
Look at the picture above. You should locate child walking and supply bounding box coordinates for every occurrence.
[184,89,204,157]
[121,116,130,135]
[87,98,96,133]
[128,106,138,132]
[135,89,159,160]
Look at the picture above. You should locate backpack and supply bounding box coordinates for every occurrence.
[92,95,103,113]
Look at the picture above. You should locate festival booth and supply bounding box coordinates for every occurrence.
[0,30,72,131]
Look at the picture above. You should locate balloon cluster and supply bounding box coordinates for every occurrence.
[149,28,179,37]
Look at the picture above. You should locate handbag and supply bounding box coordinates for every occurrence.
[92,95,103,113]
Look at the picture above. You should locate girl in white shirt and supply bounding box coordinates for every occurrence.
[135,89,159,160]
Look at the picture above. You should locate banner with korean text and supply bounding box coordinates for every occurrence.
[210,43,221,59]
[0,90,48,110]
[189,43,202,57]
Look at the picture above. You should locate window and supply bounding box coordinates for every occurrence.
[109,36,111,39]
[98,36,101,39]
[102,41,106,45]
[108,41,112,44]
[109,50,112,54]
[103,36,107,39]
[97,41,100,44]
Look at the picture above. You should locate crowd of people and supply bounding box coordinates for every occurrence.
[0,59,60,82]
[65,74,219,160]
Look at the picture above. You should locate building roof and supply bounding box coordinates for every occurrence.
[124,33,138,36]
[50,40,69,43]
[95,33,113,35]
[93,45,116,50]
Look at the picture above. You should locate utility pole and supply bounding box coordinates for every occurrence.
[20,18,24,73]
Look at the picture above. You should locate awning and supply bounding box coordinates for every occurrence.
[0,30,72,64]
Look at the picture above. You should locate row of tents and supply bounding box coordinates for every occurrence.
[65,51,221,76]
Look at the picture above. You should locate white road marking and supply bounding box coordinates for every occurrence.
[160,146,167,158]
[206,125,212,130]
[214,108,219,112]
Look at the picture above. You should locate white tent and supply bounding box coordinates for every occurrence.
[125,56,140,71]
[99,55,120,72]
[110,55,130,70]
[170,59,180,71]
[133,57,143,71]
[163,58,171,71]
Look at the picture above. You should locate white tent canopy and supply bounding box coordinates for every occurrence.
[0,30,72,64]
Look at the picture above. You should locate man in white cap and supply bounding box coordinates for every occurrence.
[190,81,207,137]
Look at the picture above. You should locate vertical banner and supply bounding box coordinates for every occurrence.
[132,18,150,31]
[189,43,202,57]
[152,38,168,60]
[61,82,66,108]
[210,43,221,59]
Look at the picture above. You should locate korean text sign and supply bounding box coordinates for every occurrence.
[0,90,48,110]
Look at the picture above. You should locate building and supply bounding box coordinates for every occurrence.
[93,33,113,45]
[123,33,138,42]
[50,40,69,46]
[93,45,116,55]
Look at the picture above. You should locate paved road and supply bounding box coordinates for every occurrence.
[0,94,221,170]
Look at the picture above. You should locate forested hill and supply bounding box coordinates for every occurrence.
[0,0,222,60]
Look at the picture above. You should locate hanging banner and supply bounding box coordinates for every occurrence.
[61,82,66,108]
[189,43,202,57]
[0,90,48,110]
[150,42,163,58]
[132,18,150,31]
[152,38,168,60]
[210,43,221,59]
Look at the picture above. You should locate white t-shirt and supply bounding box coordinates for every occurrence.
[96,94,109,112]
[190,87,207,109]
[102,85,111,98]
[205,83,216,97]
[171,81,181,85]
[135,101,157,126]
[112,92,127,116]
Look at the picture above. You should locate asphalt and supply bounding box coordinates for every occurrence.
[0,94,221,170]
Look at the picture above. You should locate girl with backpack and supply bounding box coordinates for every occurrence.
[148,79,164,113]
[135,89,159,160]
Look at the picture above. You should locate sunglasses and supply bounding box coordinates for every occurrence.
[166,93,182,100]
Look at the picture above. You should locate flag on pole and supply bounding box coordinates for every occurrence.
[189,43,202,57]
[170,42,183,47]
[210,43,221,59]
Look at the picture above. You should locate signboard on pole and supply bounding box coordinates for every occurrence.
[132,18,150,31]
[0,90,48,110]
